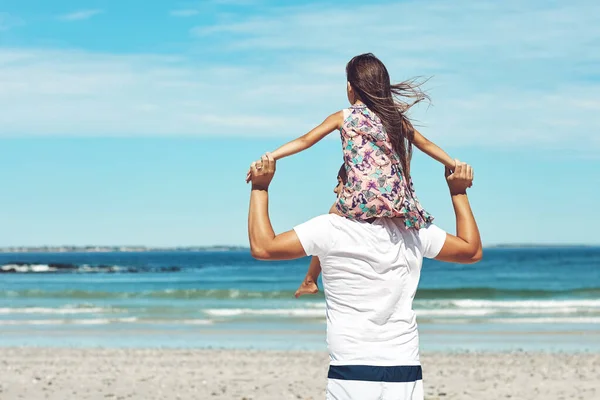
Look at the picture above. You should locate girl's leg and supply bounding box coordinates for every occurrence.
[295,256,321,298]
[294,203,338,298]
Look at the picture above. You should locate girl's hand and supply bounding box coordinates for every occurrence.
[246,154,266,183]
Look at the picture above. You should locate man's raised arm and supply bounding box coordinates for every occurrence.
[435,162,483,264]
[247,153,307,261]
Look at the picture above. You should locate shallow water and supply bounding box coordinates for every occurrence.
[1,248,599,351]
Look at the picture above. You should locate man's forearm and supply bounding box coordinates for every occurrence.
[451,192,481,255]
[248,188,276,254]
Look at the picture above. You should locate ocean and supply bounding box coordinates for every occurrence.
[1,248,599,352]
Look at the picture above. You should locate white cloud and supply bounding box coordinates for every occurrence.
[0,45,597,149]
[59,9,103,21]
[1,0,599,149]
[212,0,258,5]
[193,0,600,61]
[188,0,600,148]
[170,9,199,17]
[0,48,308,136]
[0,12,23,31]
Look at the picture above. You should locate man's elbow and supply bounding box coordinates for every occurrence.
[453,244,483,264]
[250,245,273,261]
[467,246,483,264]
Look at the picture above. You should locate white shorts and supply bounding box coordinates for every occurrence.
[326,365,424,400]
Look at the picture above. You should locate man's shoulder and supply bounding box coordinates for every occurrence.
[310,214,365,229]
[293,214,346,257]
[296,213,334,226]
[298,213,349,225]
[294,214,345,233]
[415,223,447,259]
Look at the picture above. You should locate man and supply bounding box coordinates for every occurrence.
[248,153,481,400]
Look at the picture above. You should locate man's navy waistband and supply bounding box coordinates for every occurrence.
[328,365,422,383]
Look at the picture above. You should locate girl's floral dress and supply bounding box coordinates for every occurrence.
[335,103,434,229]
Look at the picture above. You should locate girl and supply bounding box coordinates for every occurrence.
[251,53,457,297]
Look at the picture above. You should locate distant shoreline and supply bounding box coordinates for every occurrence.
[485,244,597,249]
[0,244,597,253]
[0,246,249,254]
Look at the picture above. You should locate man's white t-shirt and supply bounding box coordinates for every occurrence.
[294,214,446,366]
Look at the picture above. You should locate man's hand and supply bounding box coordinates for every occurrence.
[247,152,306,261]
[249,153,276,191]
[445,159,473,195]
[245,153,267,183]
[435,159,482,264]
[245,167,252,183]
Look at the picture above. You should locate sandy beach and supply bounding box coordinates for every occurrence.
[0,348,597,400]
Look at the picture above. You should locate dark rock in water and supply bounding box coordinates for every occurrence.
[47,263,78,271]
[96,264,122,273]
[1,262,78,273]
[0,262,183,274]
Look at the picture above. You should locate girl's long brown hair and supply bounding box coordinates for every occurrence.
[346,53,429,178]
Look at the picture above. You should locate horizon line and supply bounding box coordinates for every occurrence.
[0,243,598,253]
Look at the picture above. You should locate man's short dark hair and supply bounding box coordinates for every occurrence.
[337,164,347,184]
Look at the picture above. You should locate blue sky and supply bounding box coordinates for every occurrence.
[0,0,599,246]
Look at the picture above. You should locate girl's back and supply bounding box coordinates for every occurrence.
[337,103,433,229]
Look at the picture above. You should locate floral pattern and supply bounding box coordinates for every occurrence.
[335,104,434,229]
